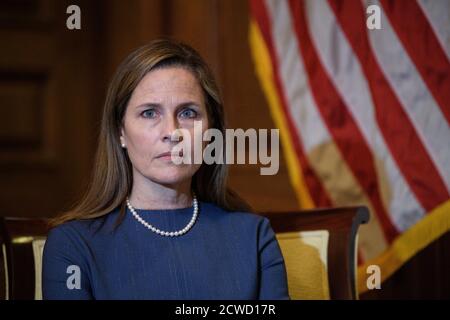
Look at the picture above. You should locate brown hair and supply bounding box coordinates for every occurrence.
[51,39,251,227]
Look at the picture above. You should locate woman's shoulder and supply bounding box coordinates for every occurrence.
[47,208,121,241]
[201,201,271,228]
[201,202,278,249]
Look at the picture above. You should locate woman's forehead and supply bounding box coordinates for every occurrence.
[129,67,204,106]
[137,67,201,95]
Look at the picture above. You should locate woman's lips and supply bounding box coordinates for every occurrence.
[155,151,183,160]
[158,154,173,160]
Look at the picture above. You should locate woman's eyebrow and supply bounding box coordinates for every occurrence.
[176,101,200,109]
[135,103,161,109]
[134,101,200,111]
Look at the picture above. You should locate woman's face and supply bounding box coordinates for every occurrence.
[121,66,209,188]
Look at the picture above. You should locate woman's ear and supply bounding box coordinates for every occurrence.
[120,128,126,148]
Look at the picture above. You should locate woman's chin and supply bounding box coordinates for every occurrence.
[148,171,193,187]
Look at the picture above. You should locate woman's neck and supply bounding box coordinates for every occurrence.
[129,175,193,210]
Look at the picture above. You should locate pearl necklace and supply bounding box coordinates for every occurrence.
[126,194,198,237]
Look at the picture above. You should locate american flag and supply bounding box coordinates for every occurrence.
[249,0,450,293]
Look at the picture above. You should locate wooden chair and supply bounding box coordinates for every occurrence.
[262,206,370,300]
[0,217,49,300]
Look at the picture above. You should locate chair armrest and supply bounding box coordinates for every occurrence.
[261,206,369,299]
[0,217,50,300]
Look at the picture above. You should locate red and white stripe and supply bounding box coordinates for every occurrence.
[417,0,450,62]
[250,0,334,207]
[264,0,399,243]
[251,0,450,261]
[305,0,425,232]
[367,0,450,192]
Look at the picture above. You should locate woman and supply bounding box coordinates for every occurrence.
[42,39,289,300]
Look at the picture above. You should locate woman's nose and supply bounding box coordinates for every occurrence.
[161,116,181,142]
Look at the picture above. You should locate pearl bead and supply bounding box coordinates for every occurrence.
[126,193,199,237]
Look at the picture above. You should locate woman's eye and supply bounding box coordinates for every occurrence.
[179,108,198,119]
[142,109,157,118]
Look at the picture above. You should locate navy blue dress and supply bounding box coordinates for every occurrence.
[42,201,290,300]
